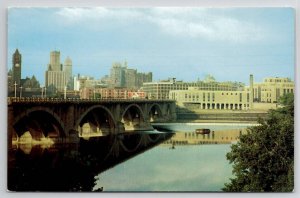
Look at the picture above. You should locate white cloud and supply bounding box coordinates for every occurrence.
[55,7,266,43]
[56,7,143,22]
[148,8,265,42]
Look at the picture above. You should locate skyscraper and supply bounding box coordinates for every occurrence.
[64,56,73,90]
[110,62,153,89]
[125,68,137,88]
[136,72,152,88]
[12,49,22,86]
[110,62,126,87]
[45,51,66,91]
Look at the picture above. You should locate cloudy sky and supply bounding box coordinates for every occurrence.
[8,7,295,85]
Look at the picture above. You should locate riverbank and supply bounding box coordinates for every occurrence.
[176,109,267,123]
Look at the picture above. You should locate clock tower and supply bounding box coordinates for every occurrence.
[12,49,22,86]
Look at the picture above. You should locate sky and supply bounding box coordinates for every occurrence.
[7,7,295,86]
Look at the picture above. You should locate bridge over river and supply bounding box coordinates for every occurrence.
[8,98,176,149]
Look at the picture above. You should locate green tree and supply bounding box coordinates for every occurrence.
[223,93,294,192]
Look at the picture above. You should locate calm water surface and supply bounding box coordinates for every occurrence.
[94,123,252,192]
[95,144,233,191]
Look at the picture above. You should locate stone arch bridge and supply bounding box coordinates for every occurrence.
[8,98,176,148]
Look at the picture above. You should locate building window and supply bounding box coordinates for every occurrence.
[239,93,242,102]
[247,93,249,102]
[203,93,205,101]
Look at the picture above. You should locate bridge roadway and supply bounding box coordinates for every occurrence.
[8,97,176,149]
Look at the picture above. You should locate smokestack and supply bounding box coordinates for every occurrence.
[250,74,254,109]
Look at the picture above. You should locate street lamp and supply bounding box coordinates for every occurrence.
[19,86,23,98]
[41,87,44,98]
[14,81,17,98]
[64,86,67,99]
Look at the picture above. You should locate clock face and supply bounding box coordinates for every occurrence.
[15,63,20,67]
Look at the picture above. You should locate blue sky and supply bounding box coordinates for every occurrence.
[8,7,295,85]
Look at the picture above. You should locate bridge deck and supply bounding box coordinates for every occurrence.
[8,97,175,105]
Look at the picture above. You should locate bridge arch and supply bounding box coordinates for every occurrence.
[148,103,163,122]
[121,104,146,131]
[76,105,117,136]
[13,107,66,141]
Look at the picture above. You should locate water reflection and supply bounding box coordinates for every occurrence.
[93,124,250,192]
[95,144,234,191]
[8,131,173,192]
[163,128,248,147]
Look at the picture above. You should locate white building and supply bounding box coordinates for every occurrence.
[169,87,251,110]
[246,77,294,103]
[64,56,73,89]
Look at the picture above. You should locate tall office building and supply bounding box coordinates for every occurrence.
[136,72,152,88]
[12,49,22,86]
[110,62,126,87]
[125,68,137,88]
[64,56,73,90]
[45,51,66,91]
[109,62,153,89]
[49,51,61,71]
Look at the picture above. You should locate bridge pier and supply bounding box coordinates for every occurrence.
[8,106,14,150]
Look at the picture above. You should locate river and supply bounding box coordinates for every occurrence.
[8,122,254,192]
[94,123,253,192]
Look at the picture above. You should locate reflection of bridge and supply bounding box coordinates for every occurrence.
[8,132,174,191]
[8,98,176,148]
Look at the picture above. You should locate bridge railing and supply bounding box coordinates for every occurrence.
[7,97,175,104]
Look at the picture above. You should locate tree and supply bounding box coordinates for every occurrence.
[223,93,294,192]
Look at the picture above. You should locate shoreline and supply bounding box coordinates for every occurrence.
[153,121,258,126]
[175,111,266,123]
[172,119,258,124]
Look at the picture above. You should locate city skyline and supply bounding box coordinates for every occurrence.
[8,7,295,85]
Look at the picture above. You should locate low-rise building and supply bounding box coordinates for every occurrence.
[143,78,243,100]
[80,87,146,99]
[169,87,251,110]
[246,77,294,103]
[73,75,106,91]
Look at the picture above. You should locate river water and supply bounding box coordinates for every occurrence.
[8,123,253,192]
[94,123,252,192]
